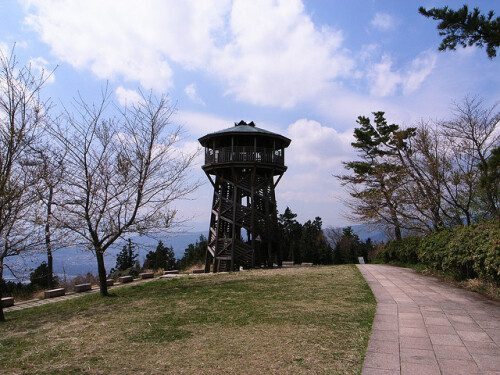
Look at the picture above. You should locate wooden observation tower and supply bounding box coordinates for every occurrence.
[199,121,291,273]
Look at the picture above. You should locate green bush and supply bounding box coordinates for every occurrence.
[381,236,421,264]
[418,229,454,272]
[376,221,500,284]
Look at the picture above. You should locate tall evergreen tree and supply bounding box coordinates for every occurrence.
[112,239,139,276]
[333,227,373,264]
[277,207,302,262]
[300,217,333,265]
[143,240,176,270]
[177,235,207,270]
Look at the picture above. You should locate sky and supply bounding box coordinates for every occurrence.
[1,0,499,232]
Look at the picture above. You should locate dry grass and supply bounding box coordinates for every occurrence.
[0,265,375,375]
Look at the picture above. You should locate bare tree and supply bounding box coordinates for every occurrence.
[441,96,499,219]
[0,47,49,321]
[50,89,199,296]
[30,145,69,287]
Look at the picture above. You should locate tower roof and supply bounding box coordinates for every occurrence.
[199,120,291,147]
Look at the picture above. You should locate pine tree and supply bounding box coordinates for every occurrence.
[143,240,176,270]
[300,217,333,265]
[419,5,499,59]
[338,112,415,240]
[110,239,140,277]
[334,227,361,264]
[177,235,207,270]
[277,207,302,262]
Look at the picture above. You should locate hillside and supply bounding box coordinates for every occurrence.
[0,265,375,374]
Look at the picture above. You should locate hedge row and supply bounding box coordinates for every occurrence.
[376,221,500,284]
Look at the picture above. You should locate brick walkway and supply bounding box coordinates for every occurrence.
[358,264,500,375]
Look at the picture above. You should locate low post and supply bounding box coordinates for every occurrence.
[74,283,92,293]
[1,297,14,308]
[44,288,66,299]
[118,275,133,283]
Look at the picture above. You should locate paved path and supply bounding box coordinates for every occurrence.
[358,264,500,375]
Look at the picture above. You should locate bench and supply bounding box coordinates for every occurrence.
[139,272,154,279]
[301,262,313,267]
[118,275,133,283]
[74,283,92,293]
[1,297,14,308]
[163,270,179,275]
[106,279,114,287]
[282,261,294,268]
[192,269,204,274]
[44,288,66,299]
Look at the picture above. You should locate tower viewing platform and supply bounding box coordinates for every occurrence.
[199,120,290,175]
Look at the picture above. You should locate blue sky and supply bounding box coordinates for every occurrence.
[1,0,499,230]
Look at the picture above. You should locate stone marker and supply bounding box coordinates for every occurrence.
[1,297,14,308]
[163,270,179,275]
[118,275,133,283]
[139,272,154,279]
[357,257,365,264]
[282,261,294,268]
[74,283,92,293]
[106,279,114,287]
[44,288,66,299]
[301,262,313,267]
[192,269,204,274]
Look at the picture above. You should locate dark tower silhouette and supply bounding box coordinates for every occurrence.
[199,121,291,272]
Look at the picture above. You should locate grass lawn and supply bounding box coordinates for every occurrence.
[0,265,375,375]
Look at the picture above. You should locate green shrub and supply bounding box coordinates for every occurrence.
[381,237,421,264]
[418,229,454,272]
[376,221,500,284]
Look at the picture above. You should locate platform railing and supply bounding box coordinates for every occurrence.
[204,146,284,166]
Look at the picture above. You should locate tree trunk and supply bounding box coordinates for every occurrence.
[95,250,108,296]
[394,225,402,241]
[0,261,5,322]
[45,186,54,287]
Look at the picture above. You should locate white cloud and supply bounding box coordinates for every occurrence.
[368,51,436,97]
[23,0,231,91]
[184,83,205,105]
[368,55,402,97]
[286,119,353,168]
[29,56,55,83]
[371,12,395,31]
[277,118,354,223]
[0,42,8,56]
[210,0,354,108]
[115,86,143,106]
[402,51,437,94]
[176,110,232,137]
[23,0,354,108]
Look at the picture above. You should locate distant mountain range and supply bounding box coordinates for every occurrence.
[4,224,386,282]
[343,224,387,243]
[3,231,205,282]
